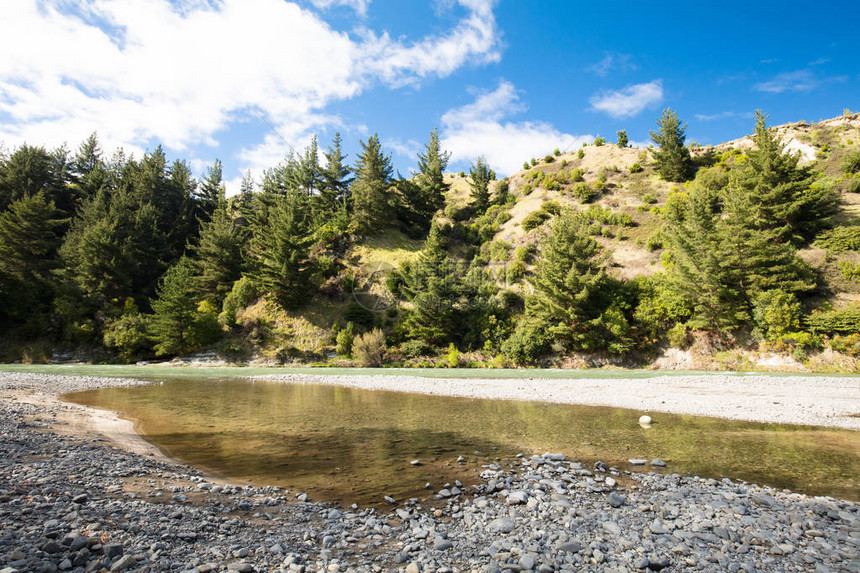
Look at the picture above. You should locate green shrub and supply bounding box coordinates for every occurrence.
[841,150,860,174]
[642,192,657,204]
[577,149,585,159]
[806,304,860,335]
[830,333,860,356]
[221,277,259,327]
[521,183,533,196]
[667,323,690,348]
[553,148,561,156]
[445,343,460,367]
[352,328,386,366]
[645,230,664,251]
[572,182,595,202]
[530,158,537,166]
[522,210,551,231]
[495,211,512,224]
[629,163,643,173]
[523,161,530,170]
[336,322,355,355]
[542,201,561,215]
[839,260,860,282]
[488,240,513,262]
[544,155,555,163]
[502,318,550,364]
[506,260,526,283]
[846,176,860,194]
[400,338,433,358]
[103,314,152,361]
[814,227,860,253]
[593,135,605,147]
[594,180,606,192]
[752,290,801,340]
[513,245,531,262]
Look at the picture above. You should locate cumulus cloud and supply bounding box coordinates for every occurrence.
[589,80,663,118]
[309,0,371,16]
[440,80,590,175]
[0,0,501,191]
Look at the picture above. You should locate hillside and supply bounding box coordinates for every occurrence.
[1,112,858,371]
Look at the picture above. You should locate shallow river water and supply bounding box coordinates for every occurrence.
[61,374,860,506]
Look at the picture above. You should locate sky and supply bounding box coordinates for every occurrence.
[1,0,858,194]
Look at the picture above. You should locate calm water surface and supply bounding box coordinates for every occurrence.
[63,377,860,506]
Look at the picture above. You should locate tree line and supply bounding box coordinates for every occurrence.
[0,110,857,365]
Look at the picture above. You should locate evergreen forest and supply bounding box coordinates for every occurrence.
[1,111,859,370]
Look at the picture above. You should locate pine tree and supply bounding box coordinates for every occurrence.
[351,134,393,233]
[650,108,693,182]
[417,127,450,213]
[0,192,66,323]
[616,130,629,148]
[729,111,837,245]
[71,133,108,201]
[529,212,615,351]
[469,156,492,214]
[149,257,200,356]
[403,226,460,345]
[318,132,353,217]
[191,198,245,304]
[251,192,312,309]
[197,159,225,223]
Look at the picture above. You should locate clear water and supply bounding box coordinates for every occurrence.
[61,375,860,506]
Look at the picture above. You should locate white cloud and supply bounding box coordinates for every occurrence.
[694,111,754,122]
[0,0,501,193]
[589,80,663,118]
[754,70,819,93]
[440,80,591,175]
[309,0,371,17]
[587,52,636,77]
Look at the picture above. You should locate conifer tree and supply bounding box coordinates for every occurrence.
[616,130,629,148]
[351,134,393,233]
[251,192,312,309]
[729,111,837,245]
[191,196,244,304]
[417,128,450,213]
[0,192,66,324]
[529,212,615,351]
[469,156,492,214]
[320,132,353,211]
[403,226,460,344]
[71,133,108,201]
[149,257,201,356]
[197,159,225,223]
[650,108,693,182]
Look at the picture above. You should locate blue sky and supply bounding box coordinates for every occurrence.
[1,0,857,193]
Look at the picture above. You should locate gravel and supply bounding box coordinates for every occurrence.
[1,372,859,573]
[253,373,860,430]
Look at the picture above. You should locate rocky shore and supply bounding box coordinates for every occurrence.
[1,373,859,573]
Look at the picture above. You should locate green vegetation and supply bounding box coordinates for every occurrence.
[0,111,858,370]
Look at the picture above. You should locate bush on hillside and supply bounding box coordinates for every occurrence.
[352,328,386,366]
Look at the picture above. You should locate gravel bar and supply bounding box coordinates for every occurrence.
[1,372,859,573]
[253,373,860,430]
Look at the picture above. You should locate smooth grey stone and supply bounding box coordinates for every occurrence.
[628,459,647,466]
[650,459,666,467]
[603,521,622,535]
[608,493,626,508]
[557,540,582,553]
[109,555,136,572]
[434,539,453,551]
[507,491,528,505]
[72,494,88,504]
[103,544,123,560]
[488,518,516,534]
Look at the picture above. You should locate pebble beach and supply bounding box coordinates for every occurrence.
[1,372,859,573]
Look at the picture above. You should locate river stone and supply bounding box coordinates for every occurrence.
[651,459,666,467]
[70,535,89,551]
[603,521,622,535]
[650,519,668,534]
[629,459,647,466]
[519,554,536,570]
[103,544,123,560]
[406,563,420,573]
[434,538,453,551]
[489,518,516,533]
[507,491,529,505]
[608,492,626,507]
[558,540,582,553]
[72,494,88,504]
[542,453,565,461]
[605,477,617,488]
[109,555,136,572]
